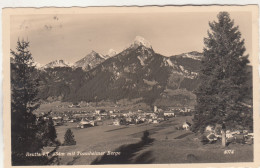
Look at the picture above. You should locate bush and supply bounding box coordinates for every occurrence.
[200,135,209,145]
[245,137,253,145]
[208,134,216,140]
[55,140,62,146]
[142,130,149,141]
[233,134,245,144]
[63,129,76,146]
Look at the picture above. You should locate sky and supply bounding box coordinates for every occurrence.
[10,11,252,65]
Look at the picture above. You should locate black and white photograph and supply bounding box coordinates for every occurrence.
[2,6,259,166]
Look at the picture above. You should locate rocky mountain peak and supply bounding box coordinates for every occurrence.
[74,50,105,70]
[44,59,70,68]
[125,36,153,50]
[107,49,117,57]
[133,36,152,49]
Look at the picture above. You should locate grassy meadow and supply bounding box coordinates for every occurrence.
[42,115,253,165]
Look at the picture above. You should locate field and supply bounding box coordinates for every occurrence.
[43,115,253,165]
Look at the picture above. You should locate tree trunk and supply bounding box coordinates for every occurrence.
[222,128,226,147]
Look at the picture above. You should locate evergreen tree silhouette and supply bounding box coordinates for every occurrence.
[64,129,76,146]
[193,12,252,133]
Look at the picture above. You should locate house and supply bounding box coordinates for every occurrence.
[158,108,164,113]
[95,110,101,115]
[69,119,76,123]
[90,120,97,126]
[101,112,108,116]
[63,116,70,121]
[78,119,96,128]
[126,117,132,123]
[134,118,142,124]
[184,107,191,112]
[158,117,164,122]
[113,119,120,126]
[111,114,117,118]
[147,119,153,123]
[140,117,146,122]
[96,116,102,121]
[226,133,234,139]
[152,115,158,119]
[109,110,114,114]
[231,130,241,135]
[52,116,59,120]
[182,122,192,130]
[153,119,159,124]
[52,116,63,125]
[68,103,81,108]
[205,125,214,132]
[154,106,158,113]
[207,133,218,142]
[149,113,157,118]
[78,123,89,128]
[243,130,249,134]
[225,130,243,139]
[164,111,175,117]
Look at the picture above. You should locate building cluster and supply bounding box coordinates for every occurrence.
[40,105,193,128]
[204,125,254,144]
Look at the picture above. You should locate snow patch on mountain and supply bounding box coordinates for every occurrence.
[133,36,152,48]
[125,36,153,50]
[99,54,106,59]
[178,65,198,79]
[163,58,178,69]
[44,60,70,68]
[182,53,203,60]
[33,62,43,69]
[137,56,145,66]
[107,49,117,57]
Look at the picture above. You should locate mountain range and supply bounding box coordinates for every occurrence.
[40,49,117,70]
[33,36,206,107]
[10,35,252,109]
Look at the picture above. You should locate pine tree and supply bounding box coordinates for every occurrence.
[193,12,252,134]
[11,39,48,165]
[46,117,57,145]
[63,129,76,146]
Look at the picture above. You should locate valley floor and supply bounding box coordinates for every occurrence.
[43,116,253,165]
